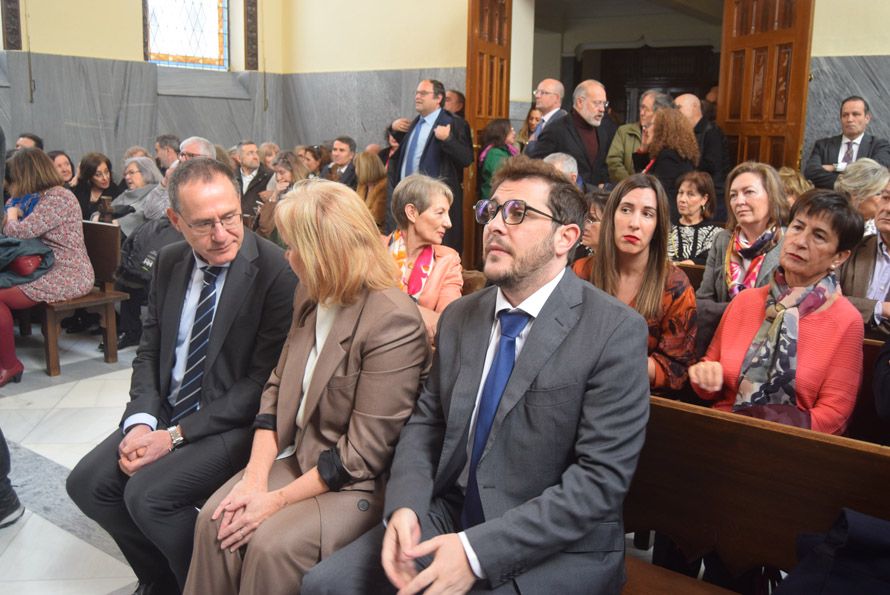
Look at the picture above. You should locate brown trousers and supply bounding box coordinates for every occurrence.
[184,456,382,595]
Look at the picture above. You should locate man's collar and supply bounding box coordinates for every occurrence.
[419,107,442,125]
[542,107,562,121]
[842,132,865,144]
[241,165,257,177]
[494,268,565,318]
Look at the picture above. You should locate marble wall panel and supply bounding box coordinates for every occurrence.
[5,52,157,168]
[803,56,890,165]
[0,52,467,168]
[281,67,467,150]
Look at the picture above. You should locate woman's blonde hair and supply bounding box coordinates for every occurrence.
[275,179,398,304]
[834,158,890,207]
[592,173,671,320]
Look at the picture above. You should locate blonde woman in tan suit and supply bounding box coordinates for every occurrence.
[385,174,464,342]
[184,179,431,595]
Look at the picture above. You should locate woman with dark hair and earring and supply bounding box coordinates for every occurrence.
[1,148,94,384]
[690,188,864,435]
[47,150,75,187]
[478,118,518,202]
[669,171,722,264]
[72,152,121,220]
[591,173,697,391]
[299,145,330,179]
[571,189,609,280]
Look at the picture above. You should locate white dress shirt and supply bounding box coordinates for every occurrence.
[122,253,230,433]
[458,268,566,578]
[835,133,865,171]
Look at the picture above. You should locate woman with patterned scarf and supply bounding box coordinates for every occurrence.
[693,162,790,350]
[385,174,463,343]
[689,189,864,434]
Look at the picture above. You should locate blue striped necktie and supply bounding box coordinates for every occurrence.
[171,265,223,423]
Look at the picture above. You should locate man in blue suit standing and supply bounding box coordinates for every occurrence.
[387,79,474,252]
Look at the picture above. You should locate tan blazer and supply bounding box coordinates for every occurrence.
[256,284,430,554]
[838,233,890,338]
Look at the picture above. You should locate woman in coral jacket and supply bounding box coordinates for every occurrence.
[385,174,463,343]
[689,189,864,435]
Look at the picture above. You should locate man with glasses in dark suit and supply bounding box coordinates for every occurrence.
[68,158,297,595]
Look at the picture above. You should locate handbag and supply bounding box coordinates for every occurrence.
[7,254,43,277]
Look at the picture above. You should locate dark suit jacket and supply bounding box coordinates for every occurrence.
[874,339,890,420]
[387,109,474,248]
[384,271,650,593]
[122,230,298,458]
[526,109,618,187]
[236,165,274,218]
[838,233,890,339]
[321,161,357,190]
[804,134,890,189]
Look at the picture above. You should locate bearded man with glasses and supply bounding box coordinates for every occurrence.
[68,158,298,595]
[304,156,649,595]
[527,79,618,191]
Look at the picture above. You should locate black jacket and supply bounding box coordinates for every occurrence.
[526,109,617,187]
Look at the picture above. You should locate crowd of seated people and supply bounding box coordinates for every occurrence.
[2,81,889,595]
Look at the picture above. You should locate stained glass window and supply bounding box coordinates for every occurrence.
[146,0,229,71]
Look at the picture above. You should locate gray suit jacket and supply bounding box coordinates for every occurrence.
[384,271,650,593]
[123,230,298,457]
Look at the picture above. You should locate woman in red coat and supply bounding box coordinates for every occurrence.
[689,189,864,435]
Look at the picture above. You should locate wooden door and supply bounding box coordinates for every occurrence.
[718,0,815,170]
[465,0,511,267]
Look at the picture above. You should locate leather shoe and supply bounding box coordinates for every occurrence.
[98,332,141,352]
[0,360,24,387]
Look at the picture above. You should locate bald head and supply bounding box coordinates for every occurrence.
[534,78,565,113]
[675,94,702,126]
[573,80,608,127]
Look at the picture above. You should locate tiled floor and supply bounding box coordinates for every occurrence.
[0,324,656,595]
[0,326,139,595]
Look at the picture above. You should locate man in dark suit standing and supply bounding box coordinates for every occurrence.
[804,95,890,189]
[304,156,650,595]
[67,158,298,594]
[527,79,618,189]
[387,79,474,251]
[234,140,273,220]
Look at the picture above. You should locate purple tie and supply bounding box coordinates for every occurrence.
[843,141,854,164]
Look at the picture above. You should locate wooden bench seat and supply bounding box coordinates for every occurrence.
[36,221,129,376]
[622,396,890,593]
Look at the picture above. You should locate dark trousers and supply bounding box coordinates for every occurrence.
[118,283,148,337]
[66,426,250,593]
[0,426,16,508]
[302,497,518,595]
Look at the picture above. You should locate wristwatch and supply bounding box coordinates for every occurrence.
[166,425,185,450]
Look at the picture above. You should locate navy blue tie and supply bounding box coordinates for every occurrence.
[404,120,425,176]
[462,309,531,529]
[171,266,222,423]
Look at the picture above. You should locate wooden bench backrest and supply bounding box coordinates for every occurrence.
[82,221,121,288]
[677,263,705,292]
[624,397,890,575]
